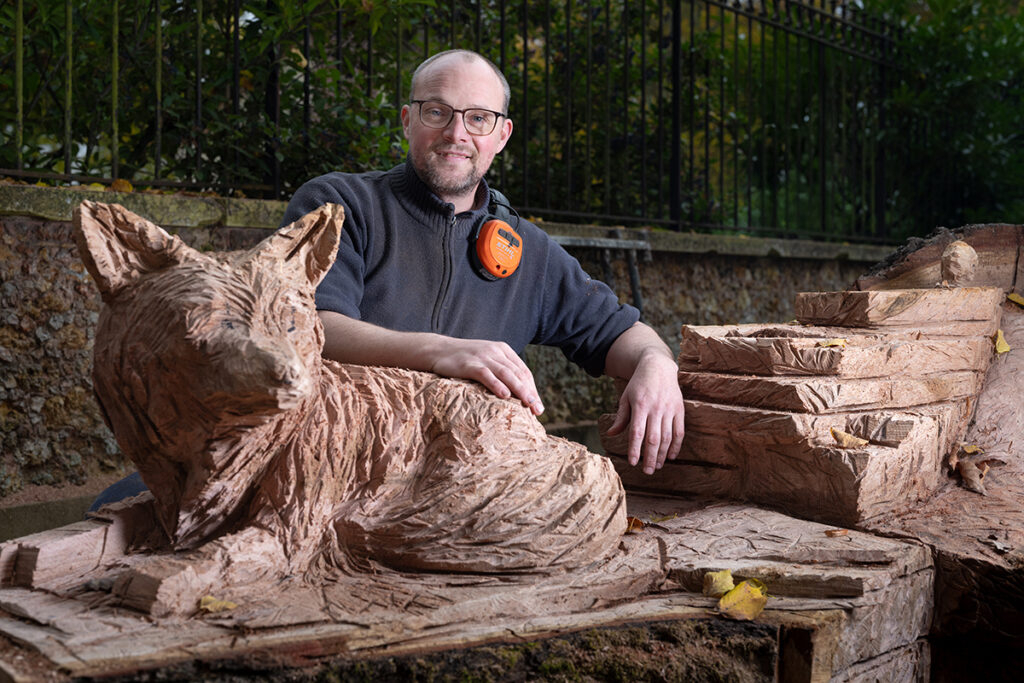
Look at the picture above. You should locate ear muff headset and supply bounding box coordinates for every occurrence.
[470,191,523,280]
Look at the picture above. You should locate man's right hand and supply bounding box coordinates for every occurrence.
[318,311,544,415]
[428,338,544,415]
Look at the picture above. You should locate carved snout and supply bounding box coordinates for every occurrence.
[210,339,315,415]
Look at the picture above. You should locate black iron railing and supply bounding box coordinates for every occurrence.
[1,0,902,242]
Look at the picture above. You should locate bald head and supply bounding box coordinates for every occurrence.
[411,50,510,114]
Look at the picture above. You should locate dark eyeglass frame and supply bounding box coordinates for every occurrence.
[411,99,507,136]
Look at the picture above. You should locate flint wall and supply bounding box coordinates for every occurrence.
[0,184,890,499]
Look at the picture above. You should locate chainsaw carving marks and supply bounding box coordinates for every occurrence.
[603,285,1005,527]
[66,201,626,614]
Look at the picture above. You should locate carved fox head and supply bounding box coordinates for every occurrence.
[73,201,343,543]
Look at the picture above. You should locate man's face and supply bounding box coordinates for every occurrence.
[401,56,513,207]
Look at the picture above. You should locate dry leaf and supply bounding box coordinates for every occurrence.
[108,178,134,193]
[1007,292,1024,307]
[830,427,869,448]
[703,569,735,598]
[961,444,983,455]
[956,459,988,496]
[817,338,847,348]
[199,595,238,613]
[994,329,1011,354]
[650,513,678,523]
[947,449,960,472]
[625,516,646,533]
[717,579,768,621]
[825,528,849,538]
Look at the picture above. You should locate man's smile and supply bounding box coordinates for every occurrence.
[434,147,474,161]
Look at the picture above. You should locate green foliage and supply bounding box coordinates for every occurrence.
[0,0,424,195]
[871,0,1024,229]
[6,1,1018,240]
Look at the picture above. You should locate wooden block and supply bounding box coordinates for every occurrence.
[678,370,982,413]
[11,521,113,590]
[679,325,992,378]
[853,223,1023,292]
[605,400,971,526]
[866,305,1024,643]
[830,639,930,683]
[795,287,1004,327]
[0,542,17,587]
[626,501,934,680]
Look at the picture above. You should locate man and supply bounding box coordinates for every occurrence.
[281,49,684,475]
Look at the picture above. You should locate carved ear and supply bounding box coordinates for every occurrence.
[257,203,343,287]
[73,201,190,299]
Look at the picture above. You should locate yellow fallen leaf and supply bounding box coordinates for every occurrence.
[961,444,983,455]
[830,427,869,448]
[702,569,735,598]
[717,579,768,621]
[994,329,1011,354]
[108,178,133,193]
[199,595,237,613]
[625,516,646,533]
[817,338,847,348]
[1007,292,1024,307]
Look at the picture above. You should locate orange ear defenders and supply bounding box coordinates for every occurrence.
[470,195,523,280]
[472,218,523,280]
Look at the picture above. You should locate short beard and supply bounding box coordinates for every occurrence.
[411,152,484,200]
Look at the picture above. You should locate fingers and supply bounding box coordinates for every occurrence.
[604,399,631,436]
[486,347,544,415]
[433,340,544,415]
[617,364,686,474]
[630,411,685,475]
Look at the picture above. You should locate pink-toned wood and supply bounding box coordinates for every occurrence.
[65,201,626,615]
[0,498,934,682]
[866,302,1024,639]
[603,400,970,527]
[678,325,992,378]
[941,240,979,285]
[795,287,1004,327]
[852,223,1023,292]
[677,369,983,413]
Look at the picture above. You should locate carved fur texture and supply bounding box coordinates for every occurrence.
[74,201,626,593]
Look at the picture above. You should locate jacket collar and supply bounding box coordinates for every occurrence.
[392,159,492,225]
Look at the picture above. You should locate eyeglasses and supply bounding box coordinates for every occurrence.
[411,100,506,136]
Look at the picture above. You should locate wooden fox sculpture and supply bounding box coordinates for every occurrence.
[73,201,626,612]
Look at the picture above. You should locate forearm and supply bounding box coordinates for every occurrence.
[317,310,545,415]
[318,310,442,371]
[604,322,676,379]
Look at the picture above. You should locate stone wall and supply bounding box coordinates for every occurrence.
[0,184,890,499]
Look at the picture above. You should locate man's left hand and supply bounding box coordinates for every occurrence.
[603,323,686,474]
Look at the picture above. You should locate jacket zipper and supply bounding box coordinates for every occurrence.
[431,212,457,332]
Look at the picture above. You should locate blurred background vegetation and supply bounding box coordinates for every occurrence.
[1,0,1021,243]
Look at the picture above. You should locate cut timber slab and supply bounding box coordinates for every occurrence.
[795,287,1004,328]
[865,302,1024,647]
[0,498,932,683]
[853,223,1024,292]
[603,399,970,526]
[678,369,982,413]
[679,324,992,378]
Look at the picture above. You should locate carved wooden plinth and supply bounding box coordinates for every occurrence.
[0,496,933,682]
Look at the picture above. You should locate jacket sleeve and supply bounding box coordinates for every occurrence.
[530,230,640,377]
[281,174,366,319]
